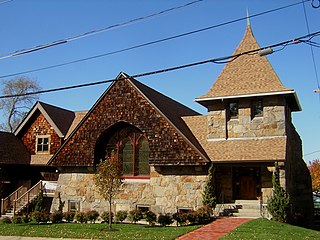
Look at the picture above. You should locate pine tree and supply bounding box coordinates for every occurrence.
[267,163,290,223]
[202,163,216,211]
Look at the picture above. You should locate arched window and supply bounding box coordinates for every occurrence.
[96,124,150,177]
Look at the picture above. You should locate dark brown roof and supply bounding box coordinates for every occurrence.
[15,101,75,138]
[196,25,292,100]
[0,131,30,165]
[129,77,209,162]
[39,102,75,136]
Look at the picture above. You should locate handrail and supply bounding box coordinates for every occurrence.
[13,180,43,215]
[1,181,31,215]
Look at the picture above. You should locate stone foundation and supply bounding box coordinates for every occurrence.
[51,166,207,214]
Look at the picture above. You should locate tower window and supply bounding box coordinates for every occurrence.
[228,102,238,119]
[252,100,263,118]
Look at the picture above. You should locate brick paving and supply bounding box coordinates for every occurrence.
[176,217,253,240]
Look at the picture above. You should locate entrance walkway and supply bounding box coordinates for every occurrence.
[176,217,253,240]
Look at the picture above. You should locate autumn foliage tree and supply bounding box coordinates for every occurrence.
[308,159,320,192]
[94,154,124,230]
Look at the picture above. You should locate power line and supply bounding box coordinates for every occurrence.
[0,0,204,60]
[0,0,312,79]
[302,0,320,92]
[1,30,319,99]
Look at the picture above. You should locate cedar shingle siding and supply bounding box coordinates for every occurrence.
[50,76,208,166]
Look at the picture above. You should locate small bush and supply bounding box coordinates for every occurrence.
[64,211,75,222]
[195,206,213,224]
[74,212,87,223]
[185,211,197,224]
[173,212,189,226]
[1,216,12,224]
[144,210,157,225]
[50,211,64,224]
[101,211,114,223]
[32,211,49,224]
[128,209,143,223]
[115,210,127,223]
[86,210,99,223]
[22,214,31,223]
[12,215,22,224]
[157,213,174,226]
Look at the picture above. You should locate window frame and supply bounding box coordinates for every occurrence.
[228,102,239,119]
[103,126,150,178]
[36,135,50,153]
[68,200,80,212]
[252,99,263,118]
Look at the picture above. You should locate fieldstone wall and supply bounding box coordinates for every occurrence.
[207,96,286,139]
[51,166,207,214]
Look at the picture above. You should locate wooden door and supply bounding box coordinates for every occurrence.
[239,175,256,199]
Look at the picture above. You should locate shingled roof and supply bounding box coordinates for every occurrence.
[196,24,295,101]
[0,131,30,165]
[15,101,75,138]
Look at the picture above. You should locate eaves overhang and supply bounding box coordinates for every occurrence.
[195,90,301,111]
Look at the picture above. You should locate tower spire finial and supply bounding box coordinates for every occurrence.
[246,7,251,26]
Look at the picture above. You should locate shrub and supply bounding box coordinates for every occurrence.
[75,212,87,223]
[50,211,64,224]
[12,215,22,224]
[64,211,75,222]
[1,216,11,224]
[22,214,31,223]
[86,210,99,223]
[185,211,197,224]
[144,210,157,225]
[101,211,114,223]
[128,209,143,223]
[195,206,213,224]
[32,211,50,224]
[157,213,174,226]
[173,212,188,226]
[115,210,127,223]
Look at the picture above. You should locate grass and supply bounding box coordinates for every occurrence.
[0,222,200,240]
[221,218,320,240]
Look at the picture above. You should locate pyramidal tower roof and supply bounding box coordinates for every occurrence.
[196,24,294,102]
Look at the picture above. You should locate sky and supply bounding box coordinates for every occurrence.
[0,0,319,163]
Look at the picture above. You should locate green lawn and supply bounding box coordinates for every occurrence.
[221,218,320,240]
[0,222,200,240]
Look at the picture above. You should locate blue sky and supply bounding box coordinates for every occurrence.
[0,0,319,163]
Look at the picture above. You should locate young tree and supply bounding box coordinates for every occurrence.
[94,153,124,230]
[202,162,216,213]
[0,76,40,132]
[267,163,290,223]
[308,159,320,192]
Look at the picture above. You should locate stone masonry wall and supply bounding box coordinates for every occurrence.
[207,96,286,139]
[51,166,207,214]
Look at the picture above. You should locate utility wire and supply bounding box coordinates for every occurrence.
[302,0,320,94]
[0,0,13,5]
[0,0,204,60]
[1,30,319,99]
[0,0,312,79]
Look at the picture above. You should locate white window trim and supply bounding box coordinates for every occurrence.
[36,135,51,154]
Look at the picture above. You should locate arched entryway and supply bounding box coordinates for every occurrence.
[94,122,150,177]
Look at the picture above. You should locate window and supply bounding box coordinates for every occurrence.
[252,100,263,118]
[177,207,193,213]
[102,126,150,177]
[136,205,150,213]
[228,102,238,119]
[68,200,80,212]
[36,136,50,153]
